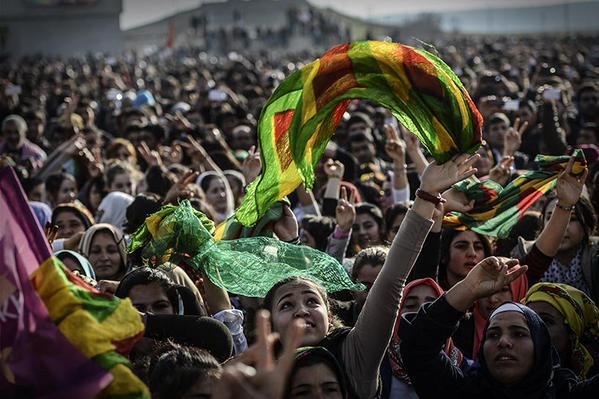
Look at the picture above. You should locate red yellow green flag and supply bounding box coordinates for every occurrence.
[443,150,587,238]
[236,41,483,226]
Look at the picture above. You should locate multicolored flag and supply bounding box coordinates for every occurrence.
[443,150,587,238]
[0,166,111,398]
[0,166,150,398]
[236,41,483,226]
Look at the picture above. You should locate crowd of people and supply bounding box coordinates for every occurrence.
[1,31,599,398]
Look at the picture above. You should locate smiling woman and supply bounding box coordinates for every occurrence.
[79,223,128,281]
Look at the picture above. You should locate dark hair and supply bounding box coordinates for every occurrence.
[580,122,599,142]
[301,215,336,252]
[286,347,348,399]
[494,211,542,257]
[542,196,597,246]
[124,193,162,234]
[438,228,493,290]
[105,160,133,188]
[148,343,221,399]
[45,172,76,203]
[351,246,389,281]
[115,267,180,313]
[145,165,175,197]
[198,173,223,193]
[384,203,409,238]
[22,176,44,197]
[263,277,342,330]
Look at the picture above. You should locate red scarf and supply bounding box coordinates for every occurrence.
[388,278,464,382]
[472,273,529,360]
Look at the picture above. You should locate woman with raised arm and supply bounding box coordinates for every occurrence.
[400,257,599,398]
[263,153,479,398]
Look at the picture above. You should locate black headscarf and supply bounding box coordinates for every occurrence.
[476,302,558,399]
[286,346,348,399]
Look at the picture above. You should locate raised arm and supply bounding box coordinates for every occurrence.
[340,153,479,398]
[528,157,587,281]
[401,257,527,398]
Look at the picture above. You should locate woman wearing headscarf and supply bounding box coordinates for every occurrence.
[55,249,96,280]
[79,223,128,281]
[400,257,599,398]
[286,346,348,399]
[97,191,134,232]
[51,202,95,239]
[524,282,599,378]
[384,278,464,398]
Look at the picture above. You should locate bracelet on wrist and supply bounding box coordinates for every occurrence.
[282,235,301,245]
[415,188,446,205]
[394,163,408,172]
[555,202,575,212]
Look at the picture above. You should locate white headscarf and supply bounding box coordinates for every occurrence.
[98,191,134,232]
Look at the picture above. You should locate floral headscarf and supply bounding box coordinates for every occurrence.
[524,282,599,378]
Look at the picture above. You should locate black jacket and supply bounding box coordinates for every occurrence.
[400,296,599,399]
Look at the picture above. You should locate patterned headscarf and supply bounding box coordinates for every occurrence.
[524,282,599,378]
[388,278,463,383]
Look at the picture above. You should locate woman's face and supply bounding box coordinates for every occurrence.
[446,231,486,284]
[109,172,133,195]
[270,280,329,347]
[56,178,78,204]
[401,284,438,315]
[543,199,585,252]
[89,183,103,212]
[28,182,45,202]
[206,177,228,213]
[527,301,571,363]
[115,145,135,164]
[54,210,86,239]
[128,282,174,315]
[478,285,513,319]
[353,213,382,249]
[289,362,343,399]
[483,311,535,385]
[88,231,123,280]
[386,212,406,243]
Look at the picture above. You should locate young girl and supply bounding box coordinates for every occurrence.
[263,154,479,398]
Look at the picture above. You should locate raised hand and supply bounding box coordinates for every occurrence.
[273,203,299,242]
[488,156,514,186]
[466,257,527,298]
[447,257,528,311]
[442,187,475,213]
[398,124,419,154]
[336,186,356,233]
[503,117,528,157]
[556,156,588,207]
[241,145,262,184]
[163,170,200,204]
[420,153,480,196]
[384,124,406,163]
[212,311,304,399]
[179,135,209,163]
[139,141,163,167]
[323,159,345,179]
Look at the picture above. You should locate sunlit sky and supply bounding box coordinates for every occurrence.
[121,0,599,29]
